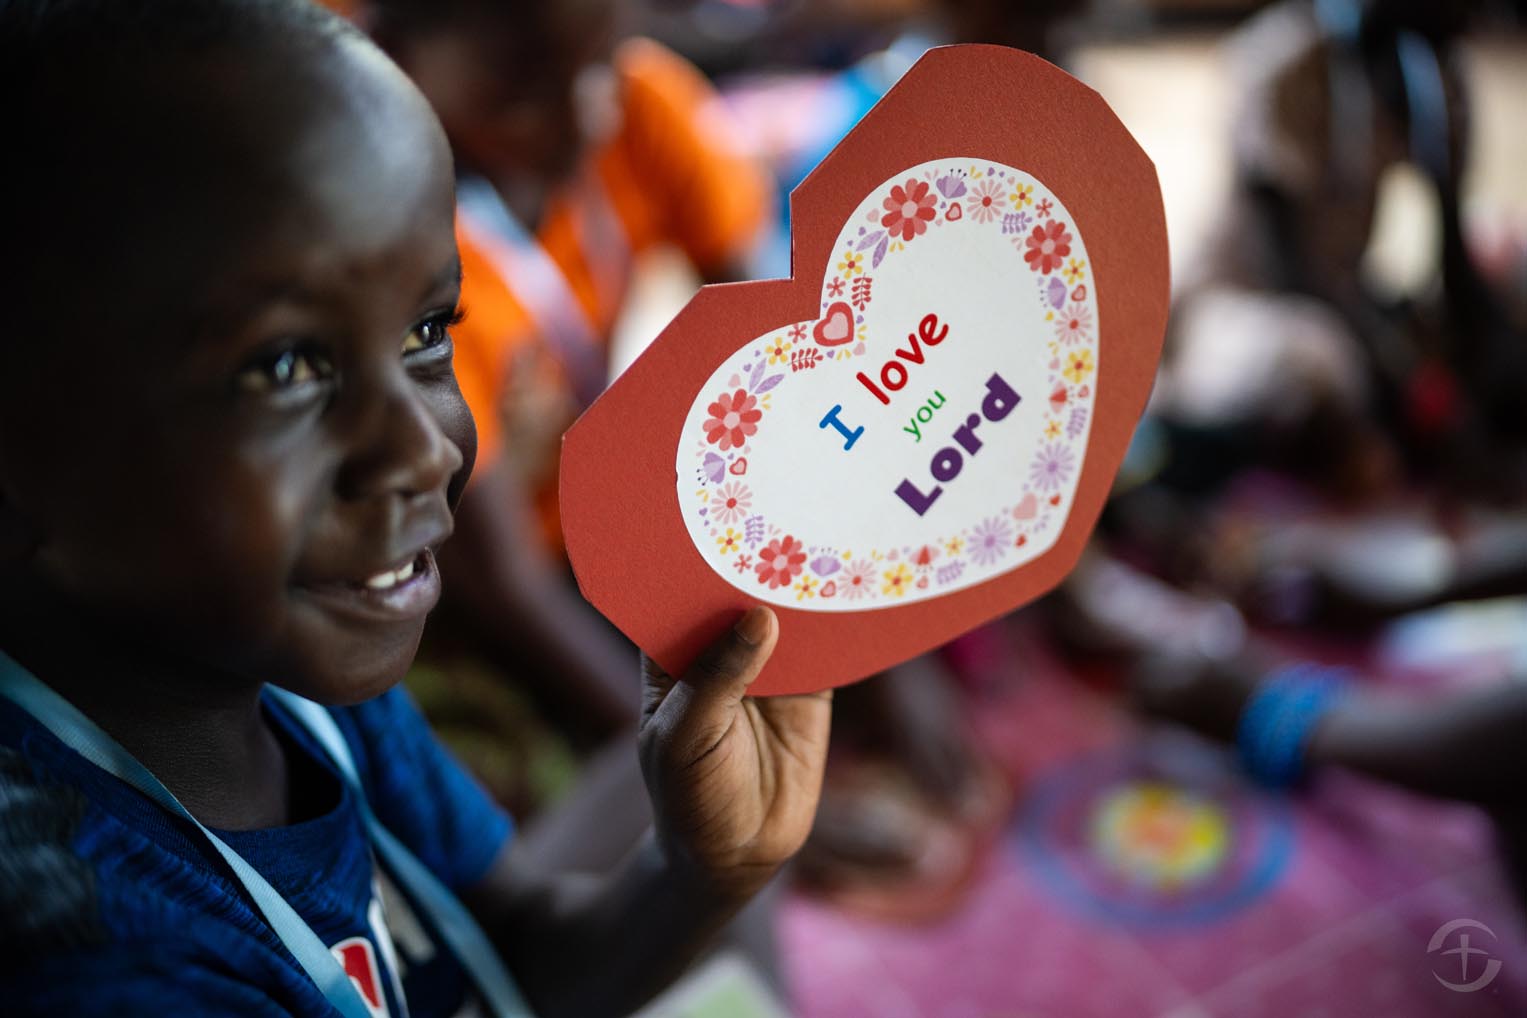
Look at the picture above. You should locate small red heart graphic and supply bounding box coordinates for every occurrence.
[561,47,1170,696]
[728,458,748,476]
[1077,385,1090,398]
[946,203,963,221]
[1071,284,1087,301]
[1049,384,1068,410]
[1049,494,1062,506]
[813,301,855,347]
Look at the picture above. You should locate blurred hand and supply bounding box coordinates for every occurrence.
[638,607,832,894]
[498,344,577,488]
[873,659,976,806]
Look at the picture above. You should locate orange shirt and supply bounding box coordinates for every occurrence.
[453,38,772,471]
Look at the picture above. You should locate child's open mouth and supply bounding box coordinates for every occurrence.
[299,548,442,623]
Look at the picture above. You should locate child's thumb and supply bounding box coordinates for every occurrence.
[643,607,777,755]
[686,606,776,703]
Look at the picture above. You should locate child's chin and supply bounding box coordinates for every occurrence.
[287,633,423,706]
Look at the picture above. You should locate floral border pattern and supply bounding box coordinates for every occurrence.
[681,160,1098,607]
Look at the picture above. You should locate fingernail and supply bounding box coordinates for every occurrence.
[733,606,771,647]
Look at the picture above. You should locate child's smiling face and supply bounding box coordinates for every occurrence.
[0,32,474,703]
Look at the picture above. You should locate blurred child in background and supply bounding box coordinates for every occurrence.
[359,0,775,749]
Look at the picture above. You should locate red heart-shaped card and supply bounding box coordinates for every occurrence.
[562,45,1168,695]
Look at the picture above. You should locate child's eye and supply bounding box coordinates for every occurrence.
[235,346,333,394]
[403,307,464,355]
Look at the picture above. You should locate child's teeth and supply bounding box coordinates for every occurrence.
[364,559,417,591]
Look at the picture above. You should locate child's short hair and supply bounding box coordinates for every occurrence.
[0,0,351,82]
[0,0,356,334]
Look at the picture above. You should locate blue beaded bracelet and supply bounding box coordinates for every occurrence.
[1236,664,1350,788]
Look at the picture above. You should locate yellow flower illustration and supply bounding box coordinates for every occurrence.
[1045,419,1063,439]
[882,563,913,597]
[1063,348,1095,384]
[837,249,864,277]
[716,528,742,554]
[796,575,817,601]
[1063,258,1087,284]
[945,536,965,556]
[1010,183,1034,207]
[766,337,792,365]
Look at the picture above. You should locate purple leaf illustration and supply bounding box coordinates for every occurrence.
[809,556,842,577]
[1067,406,1089,438]
[702,452,726,483]
[1047,276,1067,309]
[748,359,766,391]
[857,229,886,252]
[935,561,965,585]
[754,373,784,394]
[936,173,967,199]
[872,235,889,269]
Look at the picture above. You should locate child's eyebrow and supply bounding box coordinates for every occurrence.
[427,256,464,298]
[181,258,463,349]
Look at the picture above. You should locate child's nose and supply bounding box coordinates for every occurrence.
[337,376,464,503]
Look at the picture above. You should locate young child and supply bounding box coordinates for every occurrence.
[0,2,830,1016]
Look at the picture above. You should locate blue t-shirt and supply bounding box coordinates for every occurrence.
[0,684,514,1017]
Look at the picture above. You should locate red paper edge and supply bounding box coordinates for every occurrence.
[561,45,1169,695]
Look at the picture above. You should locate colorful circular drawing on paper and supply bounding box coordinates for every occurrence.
[1017,740,1294,928]
[676,159,1099,611]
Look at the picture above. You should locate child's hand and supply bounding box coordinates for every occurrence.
[638,607,831,895]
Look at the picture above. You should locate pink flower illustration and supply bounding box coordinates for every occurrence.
[703,389,762,451]
[1024,220,1072,274]
[1054,302,1093,345]
[712,481,752,525]
[827,277,845,297]
[756,536,807,590]
[969,178,1007,224]
[1036,197,1054,218]
[880,178,937,242]
[841,559,876,600]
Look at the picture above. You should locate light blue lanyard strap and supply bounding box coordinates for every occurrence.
[0,653,374,1018]
[267,689,533,1018]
